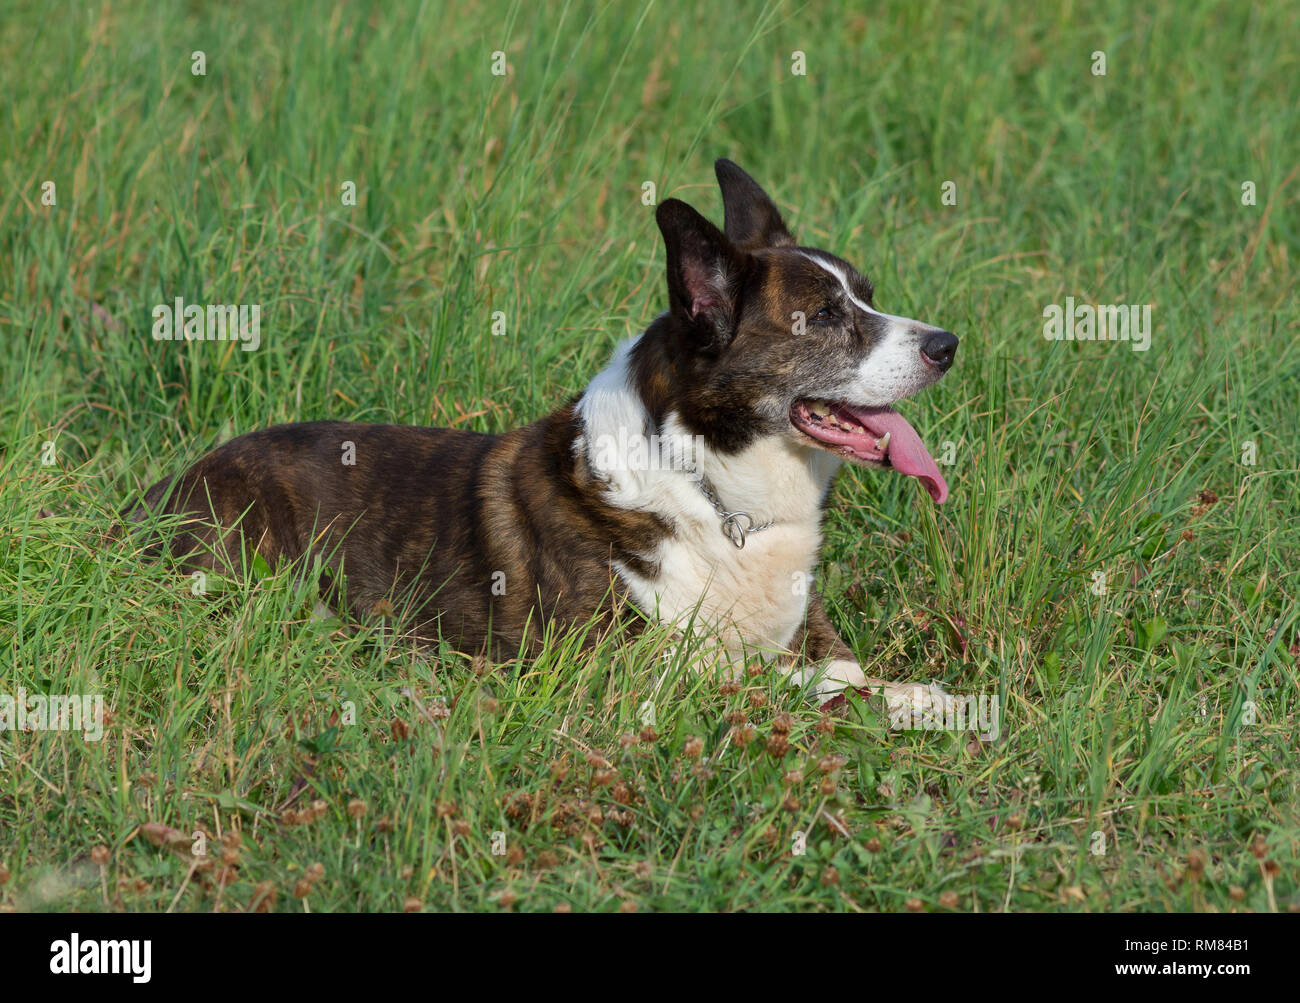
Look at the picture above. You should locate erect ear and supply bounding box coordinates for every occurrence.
[656,198,746,351]
[715,158,794,250]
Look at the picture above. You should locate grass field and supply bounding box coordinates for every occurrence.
[1,0,1297,913]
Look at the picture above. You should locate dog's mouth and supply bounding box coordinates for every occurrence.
[790,399,948,504]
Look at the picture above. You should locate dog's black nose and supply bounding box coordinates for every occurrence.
[921,330,958,371]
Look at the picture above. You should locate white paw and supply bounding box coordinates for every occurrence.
[794,659,867,701]
[794,662,957,728]
[879,681,955,730]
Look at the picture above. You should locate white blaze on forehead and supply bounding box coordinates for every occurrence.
[797,250,879,314]
[796,250,929,330]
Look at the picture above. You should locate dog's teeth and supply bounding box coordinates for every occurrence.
[877,432,891,452]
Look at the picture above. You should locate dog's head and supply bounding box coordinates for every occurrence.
[635,159,956,504]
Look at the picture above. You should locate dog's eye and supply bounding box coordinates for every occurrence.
[812,306,835,322]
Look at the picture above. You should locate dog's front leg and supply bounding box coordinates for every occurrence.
[784,591,862,698]
[787,591,953,719]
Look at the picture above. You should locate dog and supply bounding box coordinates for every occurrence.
[126,160,957,714]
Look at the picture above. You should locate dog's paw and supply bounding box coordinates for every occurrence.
[800,659,867,703]
[878,681,954,729]
[817,679,954,727]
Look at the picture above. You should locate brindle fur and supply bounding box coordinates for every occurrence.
[127,411,679,659]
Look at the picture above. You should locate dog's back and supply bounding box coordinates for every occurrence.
[124,415,653,656]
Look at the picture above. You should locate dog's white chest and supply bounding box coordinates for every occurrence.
[618,519,822,656]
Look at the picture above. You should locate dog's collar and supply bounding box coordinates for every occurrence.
[696,476,774,549]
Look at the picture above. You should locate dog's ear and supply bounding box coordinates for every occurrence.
[656,198,746,352]
[715,159,794,250]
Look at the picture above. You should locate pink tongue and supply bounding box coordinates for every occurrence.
[846,405,949,504]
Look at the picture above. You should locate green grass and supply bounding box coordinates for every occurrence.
[1,0,1298,912]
